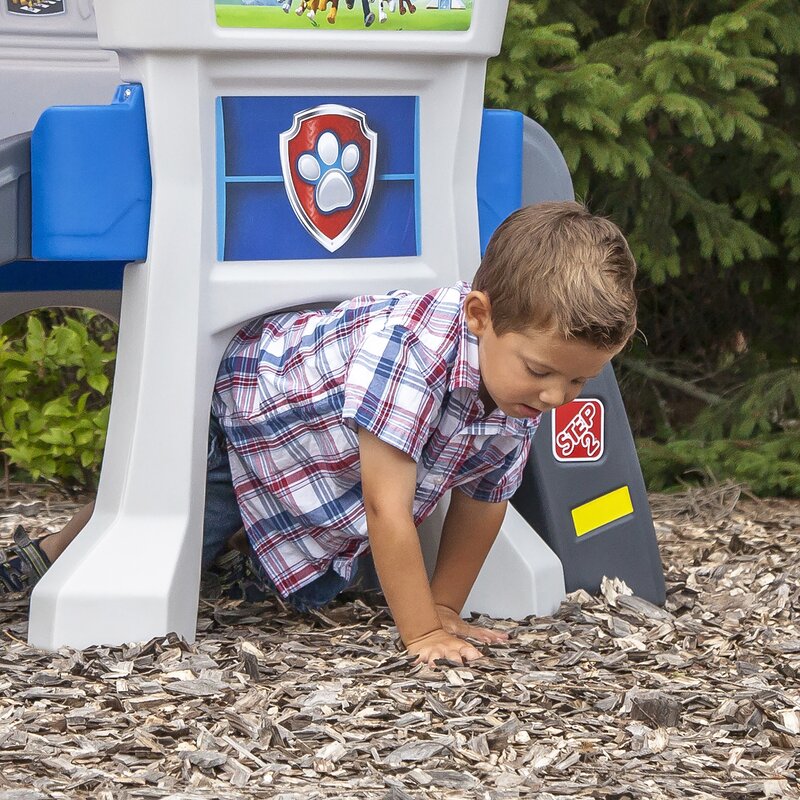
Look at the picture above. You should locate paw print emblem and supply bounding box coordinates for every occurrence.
[280,104,378,253]
[297,131,361,214]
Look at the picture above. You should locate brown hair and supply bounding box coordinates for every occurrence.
[472,201,637,349]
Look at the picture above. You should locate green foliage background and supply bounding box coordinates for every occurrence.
[488,0,800,495]
[1,0,799,494]
[0,311,114,487]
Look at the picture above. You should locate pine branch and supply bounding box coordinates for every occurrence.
[620,357,723,405]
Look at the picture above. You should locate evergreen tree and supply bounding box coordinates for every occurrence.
[488,1,800,492]
[488,0,800,363]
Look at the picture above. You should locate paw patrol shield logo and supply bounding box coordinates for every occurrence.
[279,104,377,253]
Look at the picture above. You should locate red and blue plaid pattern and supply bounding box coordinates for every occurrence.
[212,283,539,597]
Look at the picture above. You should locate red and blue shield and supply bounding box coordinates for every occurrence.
[280,104,378,253]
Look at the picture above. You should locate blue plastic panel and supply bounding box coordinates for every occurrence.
[0,261,125,292]
[24,101,521,265]
[31,84,152,261]
[477,109,523,255]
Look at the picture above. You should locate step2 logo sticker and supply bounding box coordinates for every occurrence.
[280,104,377,253]
[7,0,65,15]
[552,399,605,462]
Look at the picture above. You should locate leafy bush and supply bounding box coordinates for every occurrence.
[0,310,116,486]
[690,367,800,439]
[624,361,800,496]
[637,433,800,496]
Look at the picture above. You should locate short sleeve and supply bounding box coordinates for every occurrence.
[342,325,447,462]
[456,437,533,503]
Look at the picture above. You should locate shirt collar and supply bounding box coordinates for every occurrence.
[449,282,539,433]
[448,283,481,395]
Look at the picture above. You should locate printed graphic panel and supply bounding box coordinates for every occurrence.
[7,0,64,14]
[552,399,605,463]
[216,0,473,31]
[218,95,419,261]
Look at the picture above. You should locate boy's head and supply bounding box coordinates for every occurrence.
[472,201,637,347]
[465,202,638,418]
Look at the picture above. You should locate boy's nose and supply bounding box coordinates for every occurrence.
[539,384,567,409]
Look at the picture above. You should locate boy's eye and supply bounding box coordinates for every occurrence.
[526,366,549,378]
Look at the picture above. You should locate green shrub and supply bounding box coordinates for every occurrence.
[636,433,800,497]
[625,360,800,495]
[0,310,116,487]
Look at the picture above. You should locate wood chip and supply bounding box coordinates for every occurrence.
[628,689,683,728]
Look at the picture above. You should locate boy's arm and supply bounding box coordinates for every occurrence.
[357,428,483,665]
[429,490,510,643]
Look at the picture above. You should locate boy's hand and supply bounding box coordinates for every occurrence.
[406,628,484,666]
[435,603,509,645]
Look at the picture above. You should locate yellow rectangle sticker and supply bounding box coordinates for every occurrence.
[572,486,634,537]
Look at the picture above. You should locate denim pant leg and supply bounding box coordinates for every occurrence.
[203,415,244,569]
[285,553,381,611]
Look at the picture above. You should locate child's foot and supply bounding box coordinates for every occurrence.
[408,2,415,11]
[0,526,52,595]
[295,3,304,14]
[388,0,396,10]
[345,0,353,7]
[327,6,336,22]
[364,10,375,25]
[379,6,387,22]
[399,4,404,13]
[201,547,270,603]
[282,1,291,11]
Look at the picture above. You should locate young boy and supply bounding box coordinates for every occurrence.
[1,201,637,666]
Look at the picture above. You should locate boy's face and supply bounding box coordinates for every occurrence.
[464,291,621,418]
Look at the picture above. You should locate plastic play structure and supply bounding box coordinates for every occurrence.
[0,0,665,650]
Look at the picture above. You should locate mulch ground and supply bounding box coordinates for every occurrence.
[0,483,798,800]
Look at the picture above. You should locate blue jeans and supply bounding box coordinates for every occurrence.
[204,415,377,610]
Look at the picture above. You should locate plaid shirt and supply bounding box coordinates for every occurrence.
[212,283,540,597]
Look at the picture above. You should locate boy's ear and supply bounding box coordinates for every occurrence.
[464,291,492,337]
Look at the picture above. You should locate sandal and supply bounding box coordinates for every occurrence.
[0,526,52,594]
[200,547,271,602]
